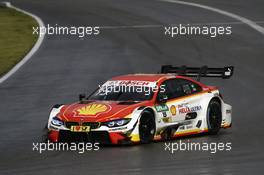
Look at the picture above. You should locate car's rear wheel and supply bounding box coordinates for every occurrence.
[207,99,222,135]
[139,111,156,144]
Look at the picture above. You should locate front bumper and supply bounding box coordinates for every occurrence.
[47,110,142,144]
[48,129,137,145]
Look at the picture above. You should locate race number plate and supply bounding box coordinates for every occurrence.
[70,126,90,132]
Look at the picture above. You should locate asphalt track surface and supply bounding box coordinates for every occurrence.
[1,0,264,174]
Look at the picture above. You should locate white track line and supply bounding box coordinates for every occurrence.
[100,20,264,29]
[161,0,264,35]
[0,2,45,84]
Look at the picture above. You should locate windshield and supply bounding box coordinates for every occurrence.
[88,83,155,102]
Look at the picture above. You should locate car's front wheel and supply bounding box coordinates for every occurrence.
[207,99,222,135]
[139,111,156,144]
[41,123,48,142]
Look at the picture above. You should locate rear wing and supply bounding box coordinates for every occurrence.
[160,65,234,81]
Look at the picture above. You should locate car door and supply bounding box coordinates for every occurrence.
[174,79,204,123]
[156,78,184,124]
[156,78,203,124]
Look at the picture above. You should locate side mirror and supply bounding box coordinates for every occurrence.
[157,94,168,104]
[79,93,86,101]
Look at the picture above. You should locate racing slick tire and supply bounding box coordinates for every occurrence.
[139,110,156,144]
[41,123,48,142]
[207,99,222,135]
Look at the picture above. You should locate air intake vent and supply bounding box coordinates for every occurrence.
[118,101,138,105]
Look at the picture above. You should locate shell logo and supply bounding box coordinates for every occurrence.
[75,104,110,116]
[170,105,177,116]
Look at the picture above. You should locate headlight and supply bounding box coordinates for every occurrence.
[51,117,64,126]
[107,121,116,127]
[105,118,131,128]
[116,120,125,126]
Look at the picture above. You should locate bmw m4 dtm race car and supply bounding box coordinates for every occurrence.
[47,65,234,144]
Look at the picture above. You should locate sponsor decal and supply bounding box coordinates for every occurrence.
[74,103,110,117]
[178,103,189,108]
[99,80,160,95]
[104,80,156,87]
[155,104,169,112]
[181,120,192,125]
[170,105,177,116]
[179,126,185,130]
[119,80,150,86]
[178,105,202,114]
[186,125,193,129]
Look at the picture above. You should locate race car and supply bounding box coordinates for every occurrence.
[47,65,234,144]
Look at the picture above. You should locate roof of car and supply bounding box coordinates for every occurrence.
[110,74,207,88]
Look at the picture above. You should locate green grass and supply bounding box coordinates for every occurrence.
[0,7,38,77]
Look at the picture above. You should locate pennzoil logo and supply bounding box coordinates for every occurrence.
[74,104,110,117]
